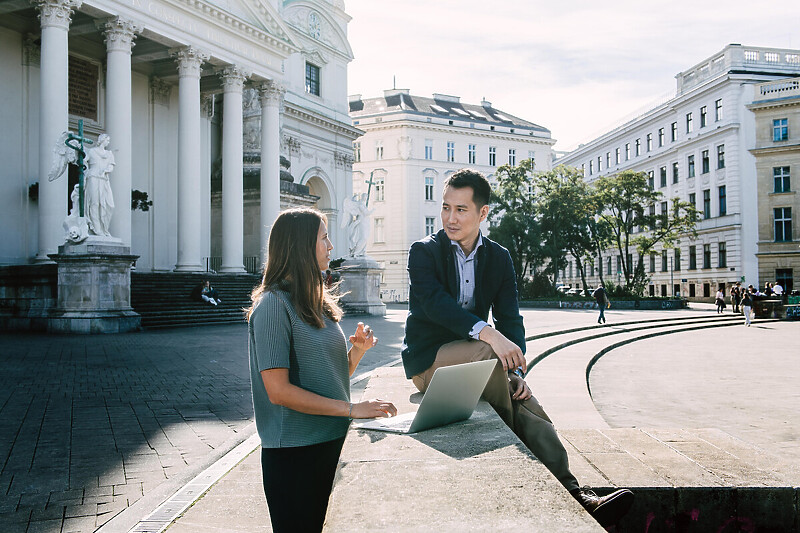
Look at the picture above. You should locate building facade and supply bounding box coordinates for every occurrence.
[558,45,800,300]
[748,77,800,293]
[349,89,555,301]
[0,0,358,272]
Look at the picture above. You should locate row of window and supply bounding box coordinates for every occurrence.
[582,99,723,177]
[361,174,458,203]
[353,140,534,166]
[372,216,438,243]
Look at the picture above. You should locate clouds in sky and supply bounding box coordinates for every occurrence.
[345,0,800,151]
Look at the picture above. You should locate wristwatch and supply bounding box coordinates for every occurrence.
[509,367,525,379]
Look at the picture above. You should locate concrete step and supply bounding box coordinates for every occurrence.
[560,427,800,532]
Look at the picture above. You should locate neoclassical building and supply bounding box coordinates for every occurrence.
[0,0,359,272]
[349,89,556,301]
[748,77,800,293]
[559,45,800,300]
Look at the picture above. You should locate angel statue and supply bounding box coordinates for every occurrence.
[340,193,373,257]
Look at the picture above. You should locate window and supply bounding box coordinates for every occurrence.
[508,148,516,166]
[671,122,678,142]
[648,171,654,190]
[689,283,696,297]
[674,247,681,271]
[489,146,496,166]
[597,156,601,173]
[305,62,320,96]
[649,252,656,273]
[718,186,726,216]
[688,155,695,178]
[718,242,727,268]
[717,144,725,169]
[661,284,667,297]
[660,166,667,188]
[703,244,711,269]
[661,250,668,272]
[616,256,621,275]
[615,148,621,164]
[606,152,611,168]
[658,128,665,147]
[374,175,384,202]
[646,134,653,152]
[446,141,455,162]
[468,144,476,165]
[715,99,723,121]
[353,142,361,162]
[529,151,537,166]
[425,176,434,201]
[373,217,384,242]
[686,112,693,133]
[689,245,697,270]
[625,143,630,160]
[701,150,709,174]
[581,163,585,177]
[775,207,792,242]
[776,268,793,293]
[700,106,707,128]
[425,139,433,160]
[689,192,696,211]
[589,160,593,175]
[672,162,679,184]
[425,217,435,236]
[773,118,788,142]
[703,189,711,219]
[606,256,612,275]
[635,139,641,156]
[375,141,383,160]
[661,200,668,218]
[774,166,790,192]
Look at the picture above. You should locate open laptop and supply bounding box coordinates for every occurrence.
[353,359,496,434]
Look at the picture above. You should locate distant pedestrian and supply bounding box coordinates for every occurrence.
[201,280,221,306]
[741,286,755,327]
[715,288,725,314]
[730,284,741,314]
[773,282,784,297]
[764,283,773,297]
[592,284,610,324]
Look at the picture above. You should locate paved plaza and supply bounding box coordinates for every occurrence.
[0,304,797,532]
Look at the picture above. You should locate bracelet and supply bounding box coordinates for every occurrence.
[348,402,354,419]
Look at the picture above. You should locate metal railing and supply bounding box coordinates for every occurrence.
[203,257,260,274]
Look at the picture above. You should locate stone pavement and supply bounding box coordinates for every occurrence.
[2,302,797,532]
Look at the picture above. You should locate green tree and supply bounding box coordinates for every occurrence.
[488,159,545,287]
[594,170,699,294]
[532,165,596,292]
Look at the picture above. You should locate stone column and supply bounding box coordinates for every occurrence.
[172,46,208,272]
[103,17,141,246]
[33,0,82,262]
[219,66,249,273]
[258,81,284,263]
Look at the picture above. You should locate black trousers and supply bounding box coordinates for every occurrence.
[261,436,346,533]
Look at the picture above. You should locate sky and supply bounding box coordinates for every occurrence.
[345,0,800,153]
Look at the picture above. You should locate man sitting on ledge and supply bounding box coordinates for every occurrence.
[401,169,634,527]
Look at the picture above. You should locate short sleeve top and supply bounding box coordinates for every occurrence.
[249,289,350,448]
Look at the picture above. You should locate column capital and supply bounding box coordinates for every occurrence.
[101,17,142,53]
[171,46,209,78]
[33,0,82,30]
[219,66,250,93]
[258,80,285,106]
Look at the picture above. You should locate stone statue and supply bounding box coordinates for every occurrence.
[341,192,373,257]
[63,184,89,243]
[84,134,115,237]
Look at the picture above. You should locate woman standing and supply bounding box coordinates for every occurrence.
[247,208,396,532]
[741,285,755,327]
[715,288,725,314]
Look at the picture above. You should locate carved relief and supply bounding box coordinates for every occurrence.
[22,34,41,67]
[150,77,171,107]
[243,118,261,150]
[397,136,412,160]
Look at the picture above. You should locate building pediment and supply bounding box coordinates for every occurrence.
[283,2,353,59]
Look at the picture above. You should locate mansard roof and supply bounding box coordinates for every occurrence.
[349,91,550,134]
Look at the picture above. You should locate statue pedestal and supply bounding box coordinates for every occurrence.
[47,237,141,334]
[338,257,386,316]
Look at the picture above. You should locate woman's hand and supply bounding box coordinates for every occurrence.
[348,322,378,356]
[350,399,397,419]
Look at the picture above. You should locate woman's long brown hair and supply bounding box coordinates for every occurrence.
[247,208,342,327]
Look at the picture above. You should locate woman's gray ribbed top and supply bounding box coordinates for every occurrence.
[248,289,350,448]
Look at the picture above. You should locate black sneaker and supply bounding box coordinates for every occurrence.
[572,487,634,527]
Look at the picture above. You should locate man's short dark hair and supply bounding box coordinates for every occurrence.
[444,168,491,208]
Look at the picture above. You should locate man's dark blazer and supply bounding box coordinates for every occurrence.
[401,229,525,379]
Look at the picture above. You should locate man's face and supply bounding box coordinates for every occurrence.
[441,186,488,246]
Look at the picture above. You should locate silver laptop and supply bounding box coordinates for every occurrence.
[353,359,496,434]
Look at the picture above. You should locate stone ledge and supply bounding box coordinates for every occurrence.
[324,366,602,532]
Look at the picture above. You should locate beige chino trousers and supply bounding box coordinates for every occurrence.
[412,339,580,492]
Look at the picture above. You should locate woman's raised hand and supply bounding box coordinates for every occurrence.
[351,399,397,419]
[348,322,378,355]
